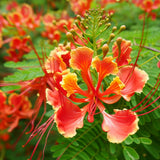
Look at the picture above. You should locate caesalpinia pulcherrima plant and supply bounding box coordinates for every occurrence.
[0,1,160,160]
[13,9,158,159]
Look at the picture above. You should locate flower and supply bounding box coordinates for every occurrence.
[4,36,31,62]
[0,90,33,132]
[46,46,149,143]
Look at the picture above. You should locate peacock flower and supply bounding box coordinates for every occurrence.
[4,36,31,62]
[0,90,33,132]
[44,46,141,142]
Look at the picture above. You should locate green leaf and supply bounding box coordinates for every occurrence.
[4,67,44,82]
[109,143,116,154]
[139,137,152,145]
[124,136,133,145]
[123,146,139,160]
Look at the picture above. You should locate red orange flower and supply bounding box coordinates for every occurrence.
[4,36,31,62]
[0,90,33,132]
[45,46,148,143]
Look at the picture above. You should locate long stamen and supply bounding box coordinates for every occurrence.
[137,97,160,116]
[135,83,160,112]
[124,13,147,85]
[130,74,160,111]
[23,114,55,160]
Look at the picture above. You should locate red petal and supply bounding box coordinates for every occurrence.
[46,88,61,110]
[92,56,118,82]
[54,97,86,138]
[102,109,139,143]
[70,47,94,91]
[45,54,66,73]
[61,72,87,97]
[118,66,149,101]
[70,47,93,71]
[100,77,125,96]
[113,39,132,66]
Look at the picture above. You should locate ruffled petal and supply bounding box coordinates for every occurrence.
[113,39,132,66]
[54,97,86,138]
[118,66,149,101]
[100,77,125,96]
[70,47,93,71]
[46,88,61,110]
[92,56,118,81]
[45,54,66,73]
[102,109,139,143]
[61,72,87,97]
[70,47,94,91]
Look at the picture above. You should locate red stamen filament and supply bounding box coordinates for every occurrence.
[23,114,55,160]
[130,74,160,111]
[138,97,160,116]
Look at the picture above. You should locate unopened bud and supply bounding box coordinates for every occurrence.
[116,37,123,62]
[52,20,56,25]
[63,25,69,32]
[102,44,109,58]
[65,44,71,51]
[112,26,117,32]
[70,29,76,36]
[107,33,115,44]
[76,15,81,21]
[118,25,126,33]
[116,37,122,46]
[66,32,74,42]
[53,40,58,46]
[106,18,109,22]
[107,23,111,27]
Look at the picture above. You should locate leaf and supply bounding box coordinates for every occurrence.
[109,143,116,154]
[124,136,133,145]
[139,137,152,145]
[123,146,139,160]
[4,67,44,82]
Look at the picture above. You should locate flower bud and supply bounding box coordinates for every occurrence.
[118,25,126,33]
[116,37,122,46]
[102,44,109,58]
[112,26,117,33]
[107,33,115,44]
[66,32,74,42]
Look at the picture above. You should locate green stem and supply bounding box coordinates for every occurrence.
[92,15,97,56]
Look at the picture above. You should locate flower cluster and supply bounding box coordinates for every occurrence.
[4,36,31,62]
[45,37,150,143]
[41,11,74,43]
[0,90,33,147]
